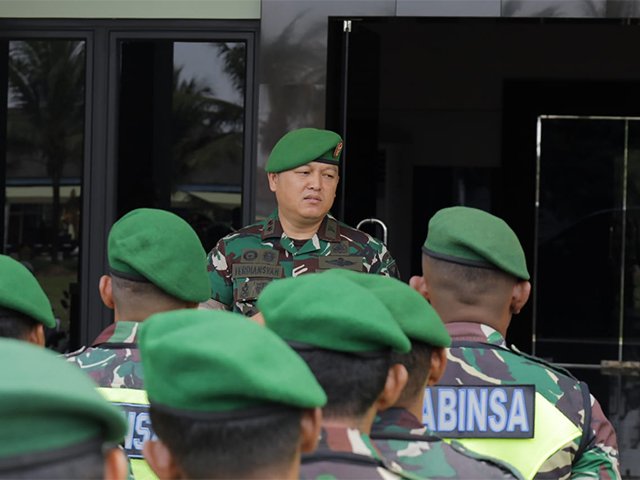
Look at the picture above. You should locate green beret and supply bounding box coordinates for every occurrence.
[258,273,411,354]
[322,270,451,348]
[0,338,126,463]
[0,255,55,328]
[265,128,343,173]
[423,206,530,280]
[108,208,211,303]
[139,309,327,413]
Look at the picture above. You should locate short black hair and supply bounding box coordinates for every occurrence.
[110,274,187,311]
[424,255,517,305]
[298,349,390,419]
[391,341,433,403]
[0,307,38,341]
[0,445,103,479]
[150,406,303,479]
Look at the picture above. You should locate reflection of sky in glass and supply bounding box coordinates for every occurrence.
[173,42,243,106]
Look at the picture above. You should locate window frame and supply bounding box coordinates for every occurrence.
[0,19,259,346]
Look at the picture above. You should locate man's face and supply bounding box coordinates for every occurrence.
[268,161,339,226]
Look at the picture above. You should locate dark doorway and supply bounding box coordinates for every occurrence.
[327,17,640,473]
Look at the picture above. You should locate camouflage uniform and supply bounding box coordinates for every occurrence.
[300,425,417,480]
[207,210,400,316]
[440,322,620,480]
[372,407,523,479]
[66,321,143,388]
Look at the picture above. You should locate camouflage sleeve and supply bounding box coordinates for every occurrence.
[207,239,233,307]
[371,242,401,280]
[570,395,621,479]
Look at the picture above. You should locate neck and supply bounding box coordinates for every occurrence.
[434,303,510,338]
[278,212,323,240]
[397,393,425,421]
[322,405,377,435]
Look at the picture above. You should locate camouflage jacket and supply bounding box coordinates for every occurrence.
[439,322,620,480]
[66,321,143,389]
[301,425,418,480]
[372,407,523,479]
[207,209,400,316]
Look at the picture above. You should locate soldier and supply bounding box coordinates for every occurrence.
[203,127,399,317]
[258,271,419,479]
[138,309,326,479]
[0,338,128,479]
[410,206,620,479]
[0,254,55,346]
[326,269,523,479]
[66,208,211,478]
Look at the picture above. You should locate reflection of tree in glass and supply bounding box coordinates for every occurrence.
[7,40,85,264]
[171,43,245,187]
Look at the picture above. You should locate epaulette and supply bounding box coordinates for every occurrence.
[508,343,579,382]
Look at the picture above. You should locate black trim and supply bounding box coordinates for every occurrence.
[288,340,389,358]
[95,341,138,349]
[150,401,298,421]
[0,437,104,472]
[302,451,385,468]
[109,268,149,283]
[422,247,498,270]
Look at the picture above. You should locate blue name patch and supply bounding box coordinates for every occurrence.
[112,403,158,458]
[423,385,535,438]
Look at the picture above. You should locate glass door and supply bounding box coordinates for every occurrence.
[536,116,640,476]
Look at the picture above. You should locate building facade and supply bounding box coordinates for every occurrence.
[1,0,639,475]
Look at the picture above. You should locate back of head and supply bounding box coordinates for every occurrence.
[107,208,211,315]
[0,255,55,345]
[322,270,451,405]
[258,272,411,420]
[139,309,326,479]
[0,338,126,478]
[421,207,530,321]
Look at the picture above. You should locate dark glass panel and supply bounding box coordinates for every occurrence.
[117,40,246,250]
[4,39,86,351]
[536,119,623,363]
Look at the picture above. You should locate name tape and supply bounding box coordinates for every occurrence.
[423,385,535,438]
[112,403,158,459]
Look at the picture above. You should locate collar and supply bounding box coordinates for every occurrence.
[374,407,426,434]
[317,425,382,460]
[445,322,507,347]
[260,210,341,242]
[92,321,140,347]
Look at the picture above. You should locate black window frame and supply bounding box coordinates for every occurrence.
[0,19,259,346]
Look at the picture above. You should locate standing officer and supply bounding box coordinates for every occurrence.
[0,338,128,479]
[0,254,55,346]
[327,269,522,479]
[138,309,326,479]
[66,207,211,478]
[259,271,419,479]
[204,127,399,316]
[410,206,620,480]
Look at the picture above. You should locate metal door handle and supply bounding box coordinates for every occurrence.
[356,218,388,245]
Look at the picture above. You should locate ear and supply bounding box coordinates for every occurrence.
[27,324,45,347]
[99,275,114,310]
[103,447,128,480]
[426,347,448,386]
[409,275,430,301]
[267,172,279,193]
[143,439,182,480]
[510,280,531,315]
[299,407,323,453]
[375,363,409,412]
[250,312,266,326]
